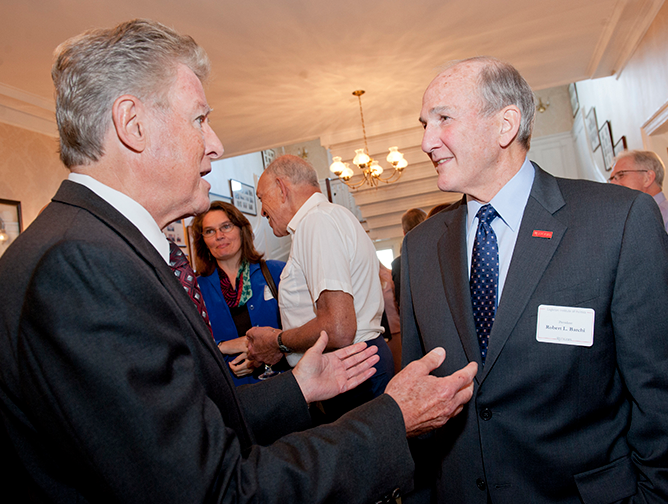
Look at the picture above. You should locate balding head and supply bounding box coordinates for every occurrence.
[256,155,321,237]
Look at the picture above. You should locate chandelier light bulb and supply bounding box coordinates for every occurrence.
[329,156,346,175]
[353,148,370,168]
[386,146,404,165]
[341,165,355,180]
[369,160,383,177]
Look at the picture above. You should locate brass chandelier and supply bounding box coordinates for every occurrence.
[329,90,408,189]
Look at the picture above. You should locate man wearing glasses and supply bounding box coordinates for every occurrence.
[609,150,668,232]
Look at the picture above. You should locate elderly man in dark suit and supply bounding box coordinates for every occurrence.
[0,19,479,504]
[402,56,668,503]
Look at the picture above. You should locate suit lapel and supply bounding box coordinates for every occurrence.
[53,181,255,450]
[437,199,482,368]
[482,165,567,378]
[53,182,227,370]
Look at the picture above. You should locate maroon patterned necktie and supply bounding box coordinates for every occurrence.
[168,240,213,337]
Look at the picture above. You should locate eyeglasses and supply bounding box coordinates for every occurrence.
[608,170,647,183]
[202,222,236,238]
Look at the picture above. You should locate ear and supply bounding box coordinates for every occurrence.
[111,95,147,153]
[275,177,289,203]
[644,169,656,190]
[498,105,521,149]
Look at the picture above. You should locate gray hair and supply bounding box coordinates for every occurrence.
[265,155,320,189]
[452,56,536,150]
[52,19,210,168]
[615,150,666,188]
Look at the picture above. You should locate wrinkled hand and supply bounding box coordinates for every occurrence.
[385,348,477,437]
[293,331,380,404]
[229,352,259,378]
[246,326,283,366]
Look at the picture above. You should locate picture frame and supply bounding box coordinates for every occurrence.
[0,198,23,259]
[163,219,188,249]
[613,136,628,158]
[599,121,615,171]
[568,83,579,118]
[209,192,233,205]
[586,108,600,152]
[229,179,257,216]
[261,149,276,169]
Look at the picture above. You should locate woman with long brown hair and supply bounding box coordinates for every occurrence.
[191,201,284,385]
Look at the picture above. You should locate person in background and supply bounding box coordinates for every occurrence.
[391,208,427,308]
[379,263,401,374]
[427,202,451,218]
[609,149,668,232]
[191,201,285,385]
[248,154,395,422]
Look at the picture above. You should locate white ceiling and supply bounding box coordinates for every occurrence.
[0,0,663,158]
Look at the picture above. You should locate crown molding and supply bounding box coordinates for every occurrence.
[0,82,57,137]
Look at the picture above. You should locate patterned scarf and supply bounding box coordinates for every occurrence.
[219,260,252,308]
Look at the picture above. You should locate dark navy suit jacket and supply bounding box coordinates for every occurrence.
[402,164,668,503]
[0,180,414,503]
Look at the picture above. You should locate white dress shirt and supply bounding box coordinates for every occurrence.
[279,193,384,367]
[68,173,170,263]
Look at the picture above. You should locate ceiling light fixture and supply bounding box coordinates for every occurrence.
[536,97,550,113]
[329,90,408,189]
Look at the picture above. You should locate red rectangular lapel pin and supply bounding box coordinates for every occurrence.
[532,230,553,239]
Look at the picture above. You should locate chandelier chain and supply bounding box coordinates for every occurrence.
[357,93,370,155]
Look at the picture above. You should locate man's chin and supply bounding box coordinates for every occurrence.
[193,188,212,215]
[270,224,287,238]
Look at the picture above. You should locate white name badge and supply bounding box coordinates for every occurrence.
[264,284,275,301]
[536,304,595,347]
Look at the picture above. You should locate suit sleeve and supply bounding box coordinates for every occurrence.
[17,239,413,504]
[610,194,668,502]
[400,235,427,368]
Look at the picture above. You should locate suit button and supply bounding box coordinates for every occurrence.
[480,408,492,421]
[391,488,401,500]
[476,478,487,490]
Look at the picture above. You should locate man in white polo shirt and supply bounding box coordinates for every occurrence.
[248,154,394,420]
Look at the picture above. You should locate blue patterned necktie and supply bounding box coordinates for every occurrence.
[470,204,499,364]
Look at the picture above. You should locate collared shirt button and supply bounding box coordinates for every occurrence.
[480,408,492,421]
[476,478,487,490]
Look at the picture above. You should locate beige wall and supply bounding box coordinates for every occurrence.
[533,85,575,139]
[0,123,67,229]
[575,0,668,178]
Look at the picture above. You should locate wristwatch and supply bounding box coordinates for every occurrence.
[277,331,293,354]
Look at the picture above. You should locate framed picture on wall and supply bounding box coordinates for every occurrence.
[613,136,628,158]
[586,108,600,152]
[261,149,276,169]
[0,198,23,259]
[209,192,233,205]
[229,179,257,216]
[568,83,579,118]
[599,121,615,171]
[164,219,188,249]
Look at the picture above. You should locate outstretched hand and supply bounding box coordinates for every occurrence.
[385,348,477,437]
[292,331,379,404]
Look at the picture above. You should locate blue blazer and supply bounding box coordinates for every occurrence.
[199,260,285,385]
